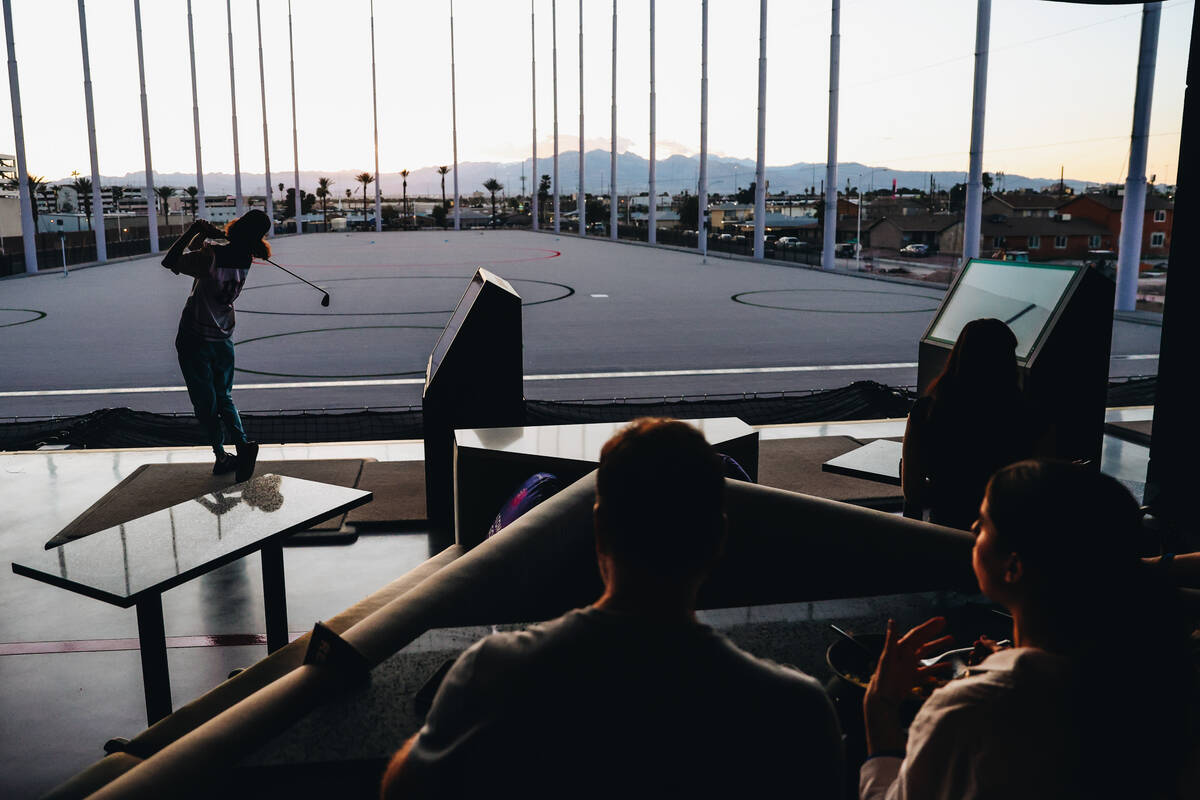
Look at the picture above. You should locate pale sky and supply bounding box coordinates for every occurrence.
[2,0,1193,186]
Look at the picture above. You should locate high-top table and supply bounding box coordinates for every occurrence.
[453,417,759,547]
[12,473,372,725]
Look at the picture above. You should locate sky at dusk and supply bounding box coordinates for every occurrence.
[2,0,1193,189]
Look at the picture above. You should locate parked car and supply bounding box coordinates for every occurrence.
[777,236,798,247]
[718,233,733,241]
[900,243,930,257]
[835,242,856,258]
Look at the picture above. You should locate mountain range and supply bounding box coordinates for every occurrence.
[69,150,1092,199]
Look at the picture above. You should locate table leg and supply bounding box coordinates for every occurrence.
[261,543,288,653]
[135,595,172,725]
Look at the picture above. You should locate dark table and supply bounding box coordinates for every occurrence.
[12,473,372,724]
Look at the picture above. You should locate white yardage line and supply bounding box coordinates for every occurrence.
[0,355,1159,398]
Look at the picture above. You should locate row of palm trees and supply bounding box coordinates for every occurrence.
[13,166,471,236]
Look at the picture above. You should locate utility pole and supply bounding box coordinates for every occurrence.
[134,0,158,252]
[226,0,243,215]
[4,0,37,272]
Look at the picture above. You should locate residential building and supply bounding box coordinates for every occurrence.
[1057,190,1173,260]
[865,213,961,252]
[982,191,1068,218]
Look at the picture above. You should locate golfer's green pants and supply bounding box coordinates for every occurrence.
[175,327,247,452]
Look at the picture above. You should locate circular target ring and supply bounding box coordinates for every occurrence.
[0,308,47,328]
[232,324,442,379]
[731,288,941,314]
[238,275,574,316]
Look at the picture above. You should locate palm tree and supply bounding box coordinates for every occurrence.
[482,178,503,221]
[355,172,374,228]
[400,169,410,225]
[437,165,450,210]
[155,186,176,229]
[15,174,47,233]
[316,177,333,230]
[72,175,93,231]
[185,186,199,219]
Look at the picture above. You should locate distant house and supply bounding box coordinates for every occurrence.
[1057,191,1173,260]
[862,197,928,221]
[866,213,961,252]
[982,192,1068,218]
[936,215,1113,260]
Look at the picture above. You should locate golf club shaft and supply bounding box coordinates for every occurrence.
[262,258,328,298]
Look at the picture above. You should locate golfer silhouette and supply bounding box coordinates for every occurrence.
[161,210,270,481]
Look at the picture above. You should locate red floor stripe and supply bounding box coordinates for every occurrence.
[0,631,306,656]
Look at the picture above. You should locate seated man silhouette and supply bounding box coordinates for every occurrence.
[382,418,843,799]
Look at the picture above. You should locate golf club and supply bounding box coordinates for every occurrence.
[262,258,331,307]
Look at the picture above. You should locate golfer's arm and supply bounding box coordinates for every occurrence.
[161,222,207,274]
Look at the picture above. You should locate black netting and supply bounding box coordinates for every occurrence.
[0,377,1156,452]
[0,407,424,451]
[527,381,916,426]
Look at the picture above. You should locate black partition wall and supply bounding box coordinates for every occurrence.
[917,258,1115,465]
[423,269,525,533]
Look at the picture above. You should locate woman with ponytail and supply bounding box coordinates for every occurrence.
[161,209,270,480]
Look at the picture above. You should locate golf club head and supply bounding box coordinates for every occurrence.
[321,294,331,307]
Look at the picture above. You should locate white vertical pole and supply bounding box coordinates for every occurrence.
[288,0,300,232]
[962,0,991,265]
[133,0,158,253]
[610,0,617,240]
[1117,2,1161,312]
[752,0,767,261]
[450,0,460,231]
[552,0,560,233]
[578,0,585,236]
[227,0,244,216]
[3,0,37,272]
[256,0,274,237]
[822,0,839,270]
[370,0,382,233]
[698,0,708,258]
[187,0,206,219]
[648,0,656,244]
[532,0,539,231]
[78,0,106,262]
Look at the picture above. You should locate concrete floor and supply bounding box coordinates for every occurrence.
[0,411,1153,798]
[0,230,1161,418]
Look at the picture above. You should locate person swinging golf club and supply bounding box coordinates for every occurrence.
[161,209,269,481]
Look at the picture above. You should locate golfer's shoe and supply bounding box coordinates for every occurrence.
[235,441,260,483]
[213,451,238,475]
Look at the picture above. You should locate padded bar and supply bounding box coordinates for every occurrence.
[340,474,975,668]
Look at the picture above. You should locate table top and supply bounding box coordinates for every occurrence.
[455,417,756,463]
[12,474,372,607]
[821,439,903,486]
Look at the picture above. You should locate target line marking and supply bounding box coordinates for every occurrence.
[0,354,1157,398]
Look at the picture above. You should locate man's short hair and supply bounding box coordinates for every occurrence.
[595,418,726,575]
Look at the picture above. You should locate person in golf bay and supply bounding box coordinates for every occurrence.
[161,209,267,481]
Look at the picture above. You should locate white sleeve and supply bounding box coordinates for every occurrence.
[859,755,903,800]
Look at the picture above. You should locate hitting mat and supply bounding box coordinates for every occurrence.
[343,460,427,529]
[1104,419,1152,447]
[758,436,903,507]
[45,459,372,549]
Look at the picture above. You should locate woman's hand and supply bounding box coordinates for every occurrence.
[863,617,954,755]
[967,634,1012,666]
